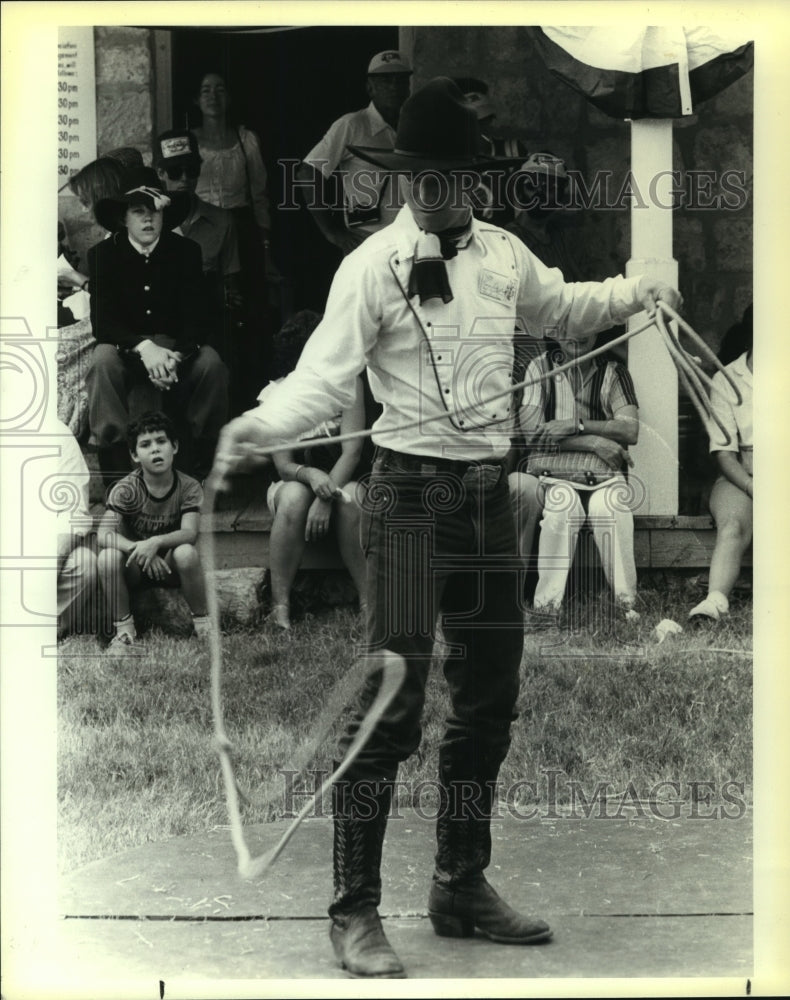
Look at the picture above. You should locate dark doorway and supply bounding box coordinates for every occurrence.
[169,25,400,316]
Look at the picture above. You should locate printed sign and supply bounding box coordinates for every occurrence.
[57,27,97,190]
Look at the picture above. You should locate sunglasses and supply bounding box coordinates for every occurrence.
[164,162,200,180]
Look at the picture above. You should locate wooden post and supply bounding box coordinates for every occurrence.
[625,118,679,516]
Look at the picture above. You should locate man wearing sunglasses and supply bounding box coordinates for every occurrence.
[155,129,242,371]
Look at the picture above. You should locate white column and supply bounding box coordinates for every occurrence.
[625,118,679,516]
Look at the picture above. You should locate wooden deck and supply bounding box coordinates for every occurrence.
[85,454,750,573]
[202,472,751,572]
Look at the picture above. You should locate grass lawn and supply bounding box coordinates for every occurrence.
[57,572,752,876]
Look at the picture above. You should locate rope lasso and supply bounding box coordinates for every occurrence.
[202,478,406,879]
[216,303,742,465]
[203,301,740,878]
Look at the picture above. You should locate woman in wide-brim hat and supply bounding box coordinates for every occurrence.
[348,76,521,175]
[93,167,190,234]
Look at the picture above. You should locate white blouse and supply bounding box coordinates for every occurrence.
[195,126,271,230]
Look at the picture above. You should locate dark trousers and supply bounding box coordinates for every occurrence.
[330,447,524,915]
[342,447,524,769]
[87,342,229,478]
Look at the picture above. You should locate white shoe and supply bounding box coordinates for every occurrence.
[688,592,729,622]
[108,631,137,650]
[616,600,641,623]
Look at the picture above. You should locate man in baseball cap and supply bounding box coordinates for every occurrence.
[297,51,413,254]
[367,49,412,75]
[154,129,242,380]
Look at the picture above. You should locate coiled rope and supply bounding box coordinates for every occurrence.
[202,300,743,878]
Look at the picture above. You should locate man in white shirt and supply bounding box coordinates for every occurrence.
[297,51,412,254]
[213,78,682,979]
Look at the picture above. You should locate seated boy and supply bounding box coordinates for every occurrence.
[87,166,229,484]
[97,411,212,648]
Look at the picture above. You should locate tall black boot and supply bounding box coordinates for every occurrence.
[328,776,406,978]
[428,743,552,944]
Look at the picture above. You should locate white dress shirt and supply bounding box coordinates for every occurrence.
[246,206,647,461]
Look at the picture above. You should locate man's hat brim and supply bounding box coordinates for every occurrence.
[348,144,521,175]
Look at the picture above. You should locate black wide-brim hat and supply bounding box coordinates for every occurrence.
[94,166,190,233]
[348,76,521,174]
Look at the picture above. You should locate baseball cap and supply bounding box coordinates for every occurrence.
[518,152,568,179]
[154,129,201,169]
[367,50,412,75]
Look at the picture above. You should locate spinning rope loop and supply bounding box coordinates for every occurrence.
[203,301,742,879]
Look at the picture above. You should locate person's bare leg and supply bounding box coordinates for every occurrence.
[268,482,313,628]
[690,478,753,620]
[335,481,368,612]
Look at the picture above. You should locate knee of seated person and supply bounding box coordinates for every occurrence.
[542,480,581,515]
[171,543,199,571]
[275,481,313,514]
[588,487,632,519]
[716,516,751,545]
[72,545,99,579]
[89,343,123,374]
[97,546,124,571]
[195,345,228,377]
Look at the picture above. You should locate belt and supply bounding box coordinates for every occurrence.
[375,447,505,481]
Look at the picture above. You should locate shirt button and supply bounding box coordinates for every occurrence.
[144,285,151,291]
[145,309,152,315]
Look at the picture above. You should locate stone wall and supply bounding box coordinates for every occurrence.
[63,24,753,344]
[59,27,155,266]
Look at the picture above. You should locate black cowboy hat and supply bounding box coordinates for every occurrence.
[94,166,190,233]
[348,76,520,174]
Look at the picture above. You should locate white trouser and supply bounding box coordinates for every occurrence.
[533,476,637,610]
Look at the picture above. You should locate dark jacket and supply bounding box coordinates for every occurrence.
[87,230,209,354]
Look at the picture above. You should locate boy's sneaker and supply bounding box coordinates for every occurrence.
[616,601,641,624]
[192,615,214,640]
[108,631,137,651]
[688,591,729,623]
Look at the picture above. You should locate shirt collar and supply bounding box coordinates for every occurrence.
[394,204,482,263]
[180,195,214,230]
[127,233,160,257]
[362,101,396,138]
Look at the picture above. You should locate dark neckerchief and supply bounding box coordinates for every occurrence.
[408,217,474,305]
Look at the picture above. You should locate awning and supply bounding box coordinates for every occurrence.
[532,26,754,118]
